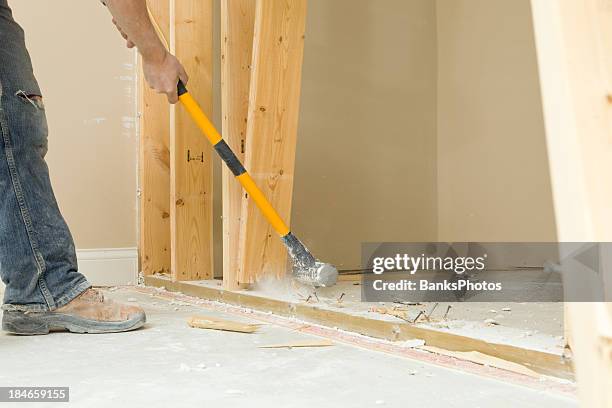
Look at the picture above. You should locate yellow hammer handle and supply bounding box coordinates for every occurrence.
[177,82,291,238]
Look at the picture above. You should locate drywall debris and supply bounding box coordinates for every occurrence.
[188,316,260,333]
[399,339,426,348]
[178,363,207,373]
[430,321,451,329]
[225,389,245,395]
[502,307,512,312]
[259,339,334,349]
[484,318,500,326]
[170,300,191,307]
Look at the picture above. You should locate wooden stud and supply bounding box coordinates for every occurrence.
[220,0,256,290]
[530,0,612,405]
[170,0,214,281]
[140,0,171,277]
[238,0,308,283]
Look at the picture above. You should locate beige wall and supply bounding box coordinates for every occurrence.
[11,1,138,249]
[292,0,439,270]
[5,0,556,275]
[436,0,557,242]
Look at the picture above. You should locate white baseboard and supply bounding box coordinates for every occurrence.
[76,248,139,286]
[0,248,139,296]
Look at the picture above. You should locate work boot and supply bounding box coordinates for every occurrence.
[2,289,146,335]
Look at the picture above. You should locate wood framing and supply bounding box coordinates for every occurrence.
[170,0,215,281]
[220,0,256,289]
[140,0,171,277]
[530,0,612,406]
[238,0,308,283]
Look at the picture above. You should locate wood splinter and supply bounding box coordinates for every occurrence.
[188,315,261,333]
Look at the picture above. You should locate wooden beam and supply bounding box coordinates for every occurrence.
[144,275,574,380]
[140,0,171,276]
[238,0,308,283]
[220,0,256,290]
[530,0,612,406]
[170,0,214,281]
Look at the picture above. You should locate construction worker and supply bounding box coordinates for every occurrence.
[0,0,185,334]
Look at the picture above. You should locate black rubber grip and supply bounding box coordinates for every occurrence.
[282,232,317,269]
[177,80,188,97]
[214,140,246,176]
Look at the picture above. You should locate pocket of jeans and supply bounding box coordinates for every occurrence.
[10,89,49,154]
[15,90,45,111]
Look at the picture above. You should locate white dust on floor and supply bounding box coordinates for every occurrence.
[185,278,565,354]
[0,288,577,408]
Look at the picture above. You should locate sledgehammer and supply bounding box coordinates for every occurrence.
[176,81,338,288]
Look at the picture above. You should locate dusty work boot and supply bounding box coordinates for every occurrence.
[2,289,146,335]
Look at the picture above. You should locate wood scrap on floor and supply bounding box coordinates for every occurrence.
[258,339,334,349]
[420,346,541,378]
[188,316,261,333]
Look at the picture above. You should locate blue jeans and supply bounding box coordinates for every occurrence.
[0,0,90,311]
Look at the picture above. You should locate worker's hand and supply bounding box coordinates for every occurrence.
[142,51,189,104]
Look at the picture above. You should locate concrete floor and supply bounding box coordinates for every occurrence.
[0,288,577,408]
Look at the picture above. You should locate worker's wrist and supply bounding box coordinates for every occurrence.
[140,41,167,65]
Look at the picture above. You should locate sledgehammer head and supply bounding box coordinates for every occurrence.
[293,262,339,288]
[312,262,339,287]
[282,233,339,287]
